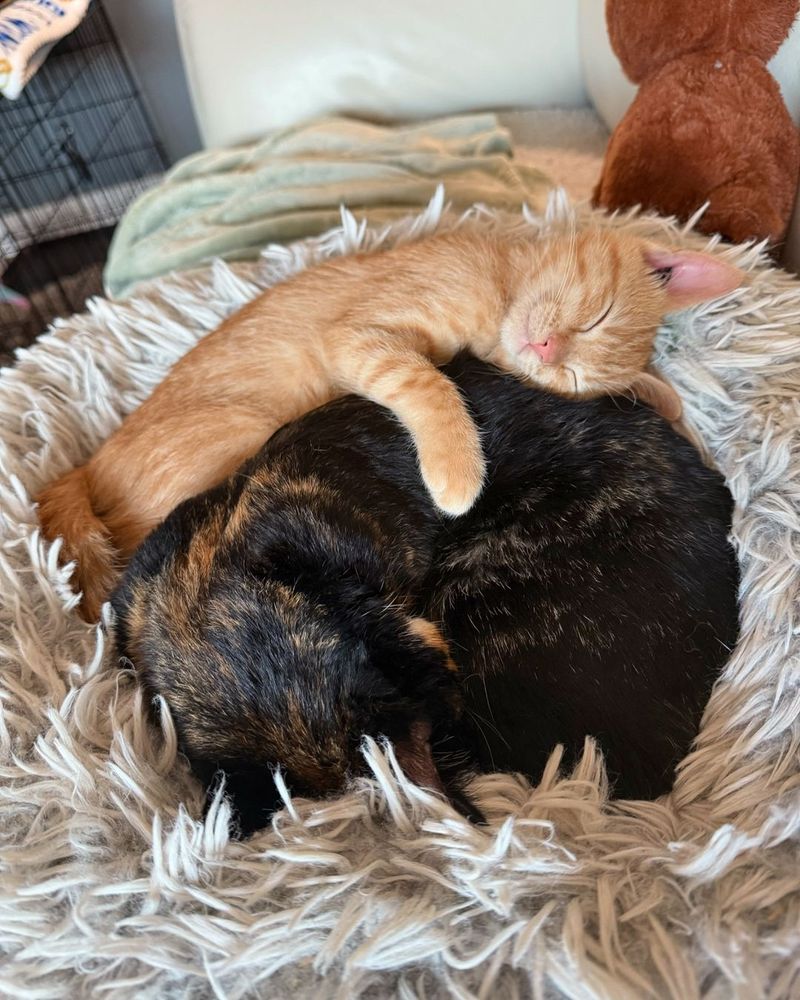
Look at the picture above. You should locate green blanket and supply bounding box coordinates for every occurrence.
[104,114,553,299]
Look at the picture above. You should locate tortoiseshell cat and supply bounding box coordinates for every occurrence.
[113,357,739,834]
[42,227,742,620]
[111,385,473,833]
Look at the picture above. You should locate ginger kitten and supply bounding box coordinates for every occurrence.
[38,226,742,619]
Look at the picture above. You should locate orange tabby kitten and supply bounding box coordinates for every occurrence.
[38,226,742,620]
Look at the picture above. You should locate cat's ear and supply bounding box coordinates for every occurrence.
[643,246,743,310]
[394,719,447,794]
[393,718,482,821]
[628,370,683,422]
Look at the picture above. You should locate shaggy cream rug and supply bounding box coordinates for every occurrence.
[1,191,799,999]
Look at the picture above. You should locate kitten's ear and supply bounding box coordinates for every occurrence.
[394,720,447,795]
[393,718,482,821]
[628,370,683,422]
[643,246,743,310]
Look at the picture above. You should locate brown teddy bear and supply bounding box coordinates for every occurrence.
[593,0,800,246]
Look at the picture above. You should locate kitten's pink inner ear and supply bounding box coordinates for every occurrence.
[393,720,446,796]
[644,247,744,310]
[628,371,683,422]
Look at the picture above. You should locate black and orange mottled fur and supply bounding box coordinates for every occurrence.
[112,381,473,835]
[113,357,739,834]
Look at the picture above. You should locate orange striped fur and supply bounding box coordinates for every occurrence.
[37,227,742,619]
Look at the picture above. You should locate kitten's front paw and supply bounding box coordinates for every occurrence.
[420,443,486,517]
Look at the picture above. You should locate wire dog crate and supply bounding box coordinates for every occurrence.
[0,0,167,360]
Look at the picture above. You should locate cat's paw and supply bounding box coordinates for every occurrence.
[420,441,486,516]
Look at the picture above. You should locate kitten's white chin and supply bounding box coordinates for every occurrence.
[495,339,593,398]
[523,362,584,397]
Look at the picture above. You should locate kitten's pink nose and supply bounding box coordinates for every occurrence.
[530,336,561,364]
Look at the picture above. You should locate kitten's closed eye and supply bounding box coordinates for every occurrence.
[577,301,613,333]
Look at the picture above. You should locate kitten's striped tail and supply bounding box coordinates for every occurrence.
[37,466,119,622]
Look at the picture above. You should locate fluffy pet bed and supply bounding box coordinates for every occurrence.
[1,192,799,998]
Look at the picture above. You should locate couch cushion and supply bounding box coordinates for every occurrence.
[175,0,586,149]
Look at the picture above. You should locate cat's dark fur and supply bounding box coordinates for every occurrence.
[112,356,739,834]
[111,400,472,835]
[429,357,740,798]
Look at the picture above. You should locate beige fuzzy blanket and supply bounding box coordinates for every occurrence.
[1,192,799,998]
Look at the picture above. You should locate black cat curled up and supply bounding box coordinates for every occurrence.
[428,358,740,799]
[112,356,739,835]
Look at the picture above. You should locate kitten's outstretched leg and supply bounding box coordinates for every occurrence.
[342,349,485,516]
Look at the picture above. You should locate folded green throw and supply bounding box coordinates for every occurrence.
[104,114,553,300]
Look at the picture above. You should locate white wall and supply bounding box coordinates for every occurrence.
[103,0,201,164]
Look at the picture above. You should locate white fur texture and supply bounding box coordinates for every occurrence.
[1,191,799,998]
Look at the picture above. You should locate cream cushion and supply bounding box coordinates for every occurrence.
[174,0,586,149]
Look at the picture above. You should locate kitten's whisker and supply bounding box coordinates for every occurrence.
[588,377,646,412]
[565,366,579,394]
[466,707,511,750]
[465,710,500,768]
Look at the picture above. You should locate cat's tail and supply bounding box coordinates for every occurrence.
[36,465,119,622]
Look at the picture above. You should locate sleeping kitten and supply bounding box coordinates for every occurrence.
[111,388,474,836]
[113,357,739,832]
[427,355,740,798]
[39,226,742,620]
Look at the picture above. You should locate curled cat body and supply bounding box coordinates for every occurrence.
[111,379,471,835]
[428,357,740,799]
[113,357,739,834]
[40,226,742,619]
